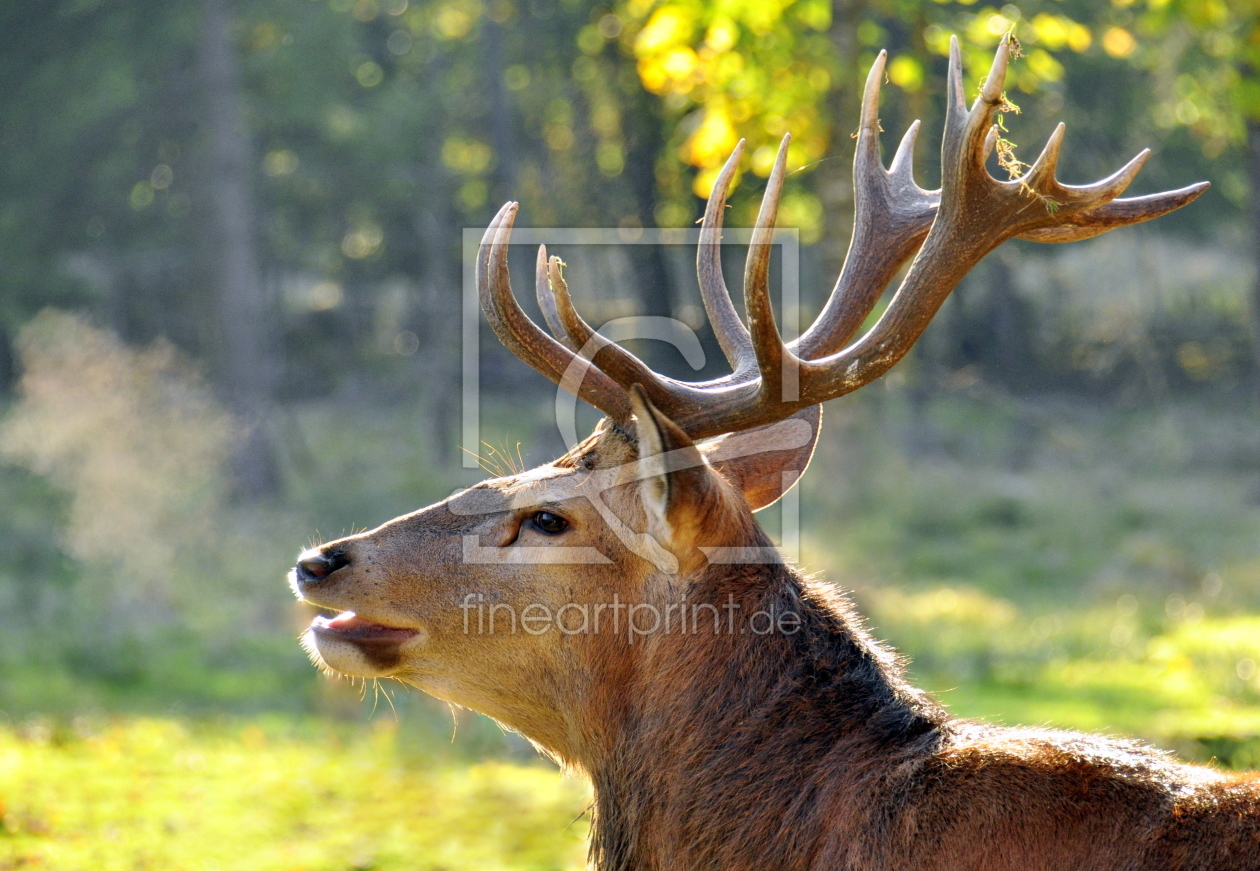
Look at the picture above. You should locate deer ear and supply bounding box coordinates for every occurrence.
[700,405,821,511]
[629,385,714,540]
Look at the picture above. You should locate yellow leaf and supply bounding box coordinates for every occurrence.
[661,45,698,80]
[1102,26,1137,58]
[634,4,695,56]
[692,165,721,198]
[684,102,738,168]
[704,15,738,53]
[887,55,924,93]
[1031,14,1068,51]
[1068,22,1092,53]
[639,56,670,94]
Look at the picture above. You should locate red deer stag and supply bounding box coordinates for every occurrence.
[292,38,1258,871]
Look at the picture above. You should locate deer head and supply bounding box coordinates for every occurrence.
[290,38,1205,770]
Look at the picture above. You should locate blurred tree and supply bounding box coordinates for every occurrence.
[613,2,1101,242]
[0,0,198,354]
[197,0,280,497]
[609,0,1170,397]
[0,0,1246,423]
[1121,0,1260,381]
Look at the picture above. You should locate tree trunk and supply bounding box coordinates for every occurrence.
[1248,118,1260,397]
[0,319,13,394]
[484,19,516,200]
[819,0,865,288]
[621,87,676,366]
[196,0,279,498]
[412,194,462,466]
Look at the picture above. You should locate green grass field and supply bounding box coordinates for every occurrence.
[0,717,590,870]
[863,586,1260,767]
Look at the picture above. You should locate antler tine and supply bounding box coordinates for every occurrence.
[698,140,757,377]
[478,202,523,345]
[743,135,792,396]
[1016,114,1150,213]
[888,119,928,183]
[543,255,723,420]
[477,202,632,422]
[857,50,888,154]
[534,137,764,408]
[950,36,1011,181]
[978,37,1010,107]
[1025,122,1066,187]
[1012,121,1203,240]
[535,244,575,350]
[793,52,938,360]
[1049,148,1149,207]
[479,205,564,379]
[544,256,588,349]
[1019,181,1210,243]
[548,258,652,386]
[945,36,968,128]
[793,35,1204,409]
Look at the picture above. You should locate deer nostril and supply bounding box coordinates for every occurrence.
[297,548,350,581]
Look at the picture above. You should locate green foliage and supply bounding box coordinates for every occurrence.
[1134,0,1260,128]
[620,0,835,187]
[1037,0,1260,214]
[0,0,1238,389]
[612,0,1109,239]
[0,717,590,869]
[807,390,1260,603]
[0,0,200,335]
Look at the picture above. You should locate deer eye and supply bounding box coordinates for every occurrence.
[531,511,569,535]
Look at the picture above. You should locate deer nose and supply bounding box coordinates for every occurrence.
[296,548,350,582]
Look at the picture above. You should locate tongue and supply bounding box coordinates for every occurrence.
[313,611,418,640]
[322,611,369,630]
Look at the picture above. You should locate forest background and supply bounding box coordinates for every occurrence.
[0,0,1259,867]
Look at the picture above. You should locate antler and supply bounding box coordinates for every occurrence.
[477,36,1209,440]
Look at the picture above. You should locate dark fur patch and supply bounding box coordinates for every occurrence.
[347,636,406,671]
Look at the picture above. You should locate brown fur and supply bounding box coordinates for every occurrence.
[291,407,1260,870]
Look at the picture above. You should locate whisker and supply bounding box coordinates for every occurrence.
[460,445,500,477]
[380,682,399,721]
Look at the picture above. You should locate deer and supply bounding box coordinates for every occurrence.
[290,37,1260,870]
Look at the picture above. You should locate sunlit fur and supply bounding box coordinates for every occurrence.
[294,408,1260,871]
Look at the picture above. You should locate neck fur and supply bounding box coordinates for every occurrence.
[574,529,946,871]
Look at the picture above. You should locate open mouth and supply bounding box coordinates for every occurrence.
[311,611,420,643]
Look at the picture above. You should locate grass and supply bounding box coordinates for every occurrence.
[858,585,1260,767]
[0,716,590,870]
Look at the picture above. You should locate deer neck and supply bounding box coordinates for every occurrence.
[574,549,946,870]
